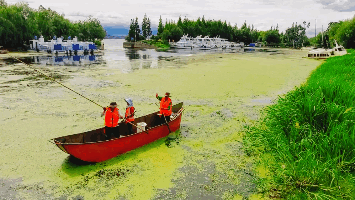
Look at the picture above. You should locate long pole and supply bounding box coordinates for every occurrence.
[9,54,104,108]
[162,114,172,133]
[155,102,172,133]
[322,25,324,46]
[121,111,149,134]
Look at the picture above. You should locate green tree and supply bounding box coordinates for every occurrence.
[0,0,106,48]
[239,21,252,44]
[177,16,183,28]
[127,19,135,41]
[85,17,106,42]
[0,0,7,7]
[146,17,152,38]
[330,18,355,48]
[284,22,309,48]
[134,17,140,41]
[158,15,164,36]
[0,2,31,48]
[263,29,281,45]
[142,14,148,39]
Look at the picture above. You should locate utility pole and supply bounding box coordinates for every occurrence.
[322,25,324,47]
[314,19,317,37]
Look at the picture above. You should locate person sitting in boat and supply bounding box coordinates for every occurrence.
[156,92,172,124]
[102,102,123,139]
[124,98,135,135]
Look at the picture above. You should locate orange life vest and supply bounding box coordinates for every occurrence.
[160,97,172,116]
[105,107,119,127]
[125,107,135,122]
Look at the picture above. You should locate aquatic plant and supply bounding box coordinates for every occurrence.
[245,49,355,199]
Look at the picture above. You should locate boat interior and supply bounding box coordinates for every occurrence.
[54,102,183,144]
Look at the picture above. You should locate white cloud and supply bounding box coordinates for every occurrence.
[317,0,355,11]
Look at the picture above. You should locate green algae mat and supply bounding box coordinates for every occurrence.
[0,50,321,199]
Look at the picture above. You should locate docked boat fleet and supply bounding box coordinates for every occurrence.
[29,36,98,54]
[170,35,244,50]
[307,40,347,59]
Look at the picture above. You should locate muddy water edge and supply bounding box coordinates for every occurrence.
[0,47,321,199]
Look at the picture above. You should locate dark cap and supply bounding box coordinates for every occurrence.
[110,102,117,106]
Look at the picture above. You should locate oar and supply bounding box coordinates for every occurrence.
[162,114,172,133]
[155,103,172,133]
[121,110,137,123]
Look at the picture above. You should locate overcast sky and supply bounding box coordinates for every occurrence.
[7,0,355,37]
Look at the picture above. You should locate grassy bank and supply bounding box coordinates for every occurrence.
[245,50,355,199]
[141,40,170,51]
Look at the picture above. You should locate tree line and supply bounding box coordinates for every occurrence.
[126,14,152,42]
[0,0,106,48]
[128,14,313,48]
[310,16,355,49]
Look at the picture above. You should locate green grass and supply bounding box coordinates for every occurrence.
[141,40,170,51]
[245,49,355,199]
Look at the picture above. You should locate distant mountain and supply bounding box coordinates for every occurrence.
[104,36,126,39]
[104,26,158,36]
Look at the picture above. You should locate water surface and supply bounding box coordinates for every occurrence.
[0,40,321,199]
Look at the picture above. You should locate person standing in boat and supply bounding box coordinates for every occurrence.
[124,98,135,135]
[156,92,172,124]
[102,102,123,139]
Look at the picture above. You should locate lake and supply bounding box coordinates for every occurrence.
[0,40,321,199]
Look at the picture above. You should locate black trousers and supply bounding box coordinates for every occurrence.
[105,126,118,139]
[126,122,133,135]
[154,115,171,127]
[160,115,170,124]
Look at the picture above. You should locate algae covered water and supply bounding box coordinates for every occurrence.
[0,40,321,199]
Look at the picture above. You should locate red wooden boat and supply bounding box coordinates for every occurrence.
[52,103,184,162]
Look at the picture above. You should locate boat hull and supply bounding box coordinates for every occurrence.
[55,109,183,162]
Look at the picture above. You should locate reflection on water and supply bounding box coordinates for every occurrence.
[1,39,280,73]
[27,55,103,66]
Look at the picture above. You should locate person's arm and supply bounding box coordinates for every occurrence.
[101,107,106,117]
[119,110,124,119]
[156,93,162,101]
[168,102,172,111]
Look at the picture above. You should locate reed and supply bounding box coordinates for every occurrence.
[245,49,355,199]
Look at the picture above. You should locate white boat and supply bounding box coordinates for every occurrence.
[29,36,97,54]
[230,42,242,49]
[195,36,212,50]
[307,40,347,59]
[332,40,347,56]
[174,35,245,50]
[307,48,331,59]
[175,34,196,49]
